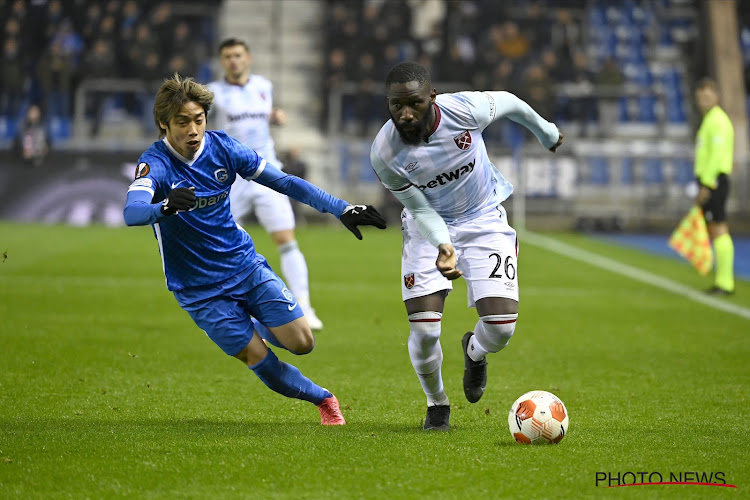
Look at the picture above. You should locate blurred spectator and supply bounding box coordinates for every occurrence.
[407,0,446,43]
[166,21,204,77]
[0,37,25,119]
[50,18,84,66]
[166,54,191,79]
[491,59,517,93]
[82,38,119,136]
[564,51,597,133]
[352,51,380,136]
[150,2,173,55]
[497,21,530,61]
[13,104,49,167]
[43,0,66,44]
[80,3,104,44]
[322,48,349,130]
[119,0,142,44]
[126,22,160,77]
[36,39,76,119]
[549,8,581,66]
[520,63,554,122]
[595,56,625,137]
[540,48,567,84]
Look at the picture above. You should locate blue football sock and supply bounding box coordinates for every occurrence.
[249,349,331,404]
[251,317,286,350]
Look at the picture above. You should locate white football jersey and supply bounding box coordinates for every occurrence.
[208,75,280,165]
[371,91,558,223]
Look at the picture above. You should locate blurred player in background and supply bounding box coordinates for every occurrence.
[371,61,562,431]
[693,78,735,296]
[123,74,386,425]
[207,38,325,330]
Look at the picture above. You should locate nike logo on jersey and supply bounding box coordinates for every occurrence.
[415,158,475,190]
[171,180,186,189]
[288,302,298,311]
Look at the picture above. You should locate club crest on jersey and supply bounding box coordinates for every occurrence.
[404,273,415,289]
[135,162,150,179]
[453,130,472,150]
[214,168,229,183]
[405,161,419,173]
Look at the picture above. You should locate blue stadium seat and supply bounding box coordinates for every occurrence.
[2,115,19,140]
[618,97,630,122]
[588,157,610,185]
[672,158,694,184]
[643,158,663,184]
[620,157,634,185]
[666,97,686,123]
[637,95,657,122]
[49,116,72,141]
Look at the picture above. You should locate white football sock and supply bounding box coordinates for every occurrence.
[408,311,448,406]
[468,314,518,362]
[278,240,310,306]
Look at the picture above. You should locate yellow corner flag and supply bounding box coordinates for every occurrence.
[668,206,714,276]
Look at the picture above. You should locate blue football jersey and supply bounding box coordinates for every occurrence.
[126,131,262,290]
[124,131,348,291]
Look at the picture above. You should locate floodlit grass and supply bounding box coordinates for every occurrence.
[1,222,748,499]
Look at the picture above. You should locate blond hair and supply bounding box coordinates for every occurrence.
[153,73,214,138]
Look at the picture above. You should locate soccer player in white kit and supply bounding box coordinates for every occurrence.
[208,38,324,330]
[371,62,563,430]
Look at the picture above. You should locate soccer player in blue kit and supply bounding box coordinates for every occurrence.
[123,74,386,425]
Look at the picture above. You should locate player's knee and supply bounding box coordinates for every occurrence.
[476,314,517,352]
[287,326,315,355]
[408,311,442,368]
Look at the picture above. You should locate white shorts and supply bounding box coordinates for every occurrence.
[229,178,296,233]
[400,205,519,306]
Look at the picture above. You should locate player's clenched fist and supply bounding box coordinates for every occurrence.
[161,187,196,215]
[436,243,462,280]
[340,204,387,240]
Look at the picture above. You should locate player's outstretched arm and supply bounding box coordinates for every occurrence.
[253,163,386,238]
[485,91,561,150]
[124,186,196,226]
[340,205,387,240]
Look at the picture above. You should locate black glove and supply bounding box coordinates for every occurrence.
[161,187,196,216]
[340,204,387,240]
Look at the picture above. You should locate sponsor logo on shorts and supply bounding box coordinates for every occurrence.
[504,281,515,290]
[281,287,297,310]
[404,273,415,289]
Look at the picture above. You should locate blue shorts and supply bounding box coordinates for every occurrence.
[174,258,303,356]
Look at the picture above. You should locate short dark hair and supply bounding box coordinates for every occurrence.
[153,73,214,138]
[218,37,249,54]
[695,77,717,93]
[385,61,431,90]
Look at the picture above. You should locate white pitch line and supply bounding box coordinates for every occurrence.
[523,231,750,321]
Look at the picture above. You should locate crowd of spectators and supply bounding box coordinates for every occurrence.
[0,0,217,142]
[322,0,640,142]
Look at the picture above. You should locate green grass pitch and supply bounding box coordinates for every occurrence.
[1,221,748,499]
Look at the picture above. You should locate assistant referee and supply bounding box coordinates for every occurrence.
[693,78,735,295]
